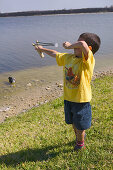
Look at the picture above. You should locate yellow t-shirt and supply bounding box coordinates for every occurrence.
[56,50,95,102]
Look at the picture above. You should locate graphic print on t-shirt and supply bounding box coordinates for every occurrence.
[65,64,80,89]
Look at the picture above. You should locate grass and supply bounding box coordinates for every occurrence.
[0,75,113,170]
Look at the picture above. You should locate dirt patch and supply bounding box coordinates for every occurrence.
[0,65,63,123]
[0,80,63,123]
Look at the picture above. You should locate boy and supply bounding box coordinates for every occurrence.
[35,32,101,151]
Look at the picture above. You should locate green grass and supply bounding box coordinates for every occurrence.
[0,75,113,170]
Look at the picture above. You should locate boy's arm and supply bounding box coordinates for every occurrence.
[35,45,58,58]
[63,41,90,60]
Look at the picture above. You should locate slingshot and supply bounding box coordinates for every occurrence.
[32,40,58,58]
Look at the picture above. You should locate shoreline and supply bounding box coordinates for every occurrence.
[0,65,63,123]
[0,7,113,18]
[0,12,113,20]
[0,67,113,124]
[0,12,113,18]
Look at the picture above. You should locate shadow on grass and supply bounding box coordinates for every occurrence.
[0,141,74,167]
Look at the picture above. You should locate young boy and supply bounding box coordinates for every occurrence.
[35,32,101,151]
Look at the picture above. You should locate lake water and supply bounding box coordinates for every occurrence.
[0,13,113,73]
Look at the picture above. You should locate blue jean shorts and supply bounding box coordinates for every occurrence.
[64,100,92,130]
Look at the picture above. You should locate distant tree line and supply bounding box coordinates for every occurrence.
[0,7,113,17]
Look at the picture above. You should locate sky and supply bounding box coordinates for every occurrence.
[0,0,113,13]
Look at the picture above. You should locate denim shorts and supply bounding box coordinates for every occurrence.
[64,100,92,130]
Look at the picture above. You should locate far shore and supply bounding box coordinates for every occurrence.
[0,7,113,17]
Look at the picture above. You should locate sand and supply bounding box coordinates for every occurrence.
[0,65,63,123]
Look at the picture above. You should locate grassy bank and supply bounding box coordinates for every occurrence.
[0,75,113,170]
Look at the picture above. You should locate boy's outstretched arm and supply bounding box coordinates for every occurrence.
[63,41,90,60]
[35,45,58,58]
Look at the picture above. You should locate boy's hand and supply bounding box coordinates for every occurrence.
[63,41,89,60]
[35,45,43,52]
[35,45,45,58]
[63,42,72,49]
[35,45,58,58]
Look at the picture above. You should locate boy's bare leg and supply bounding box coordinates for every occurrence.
[76,129,85,141]
[72,124,85,141]
[72,124,77,136]
[73,124,85,150]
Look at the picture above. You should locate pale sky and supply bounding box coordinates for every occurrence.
[0,0,113,13]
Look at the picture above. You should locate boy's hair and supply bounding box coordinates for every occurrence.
[79,32,101,54]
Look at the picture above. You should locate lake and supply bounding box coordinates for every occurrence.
[0,13,113,73]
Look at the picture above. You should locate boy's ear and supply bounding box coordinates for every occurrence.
[89,46,92,51]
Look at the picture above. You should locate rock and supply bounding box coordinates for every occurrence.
[45,87,50,90]
[32,79,39,82]
[40,102,44,105]
[3,96,7,99]
[57,83,63,88]
[5,115,9,118]
[44,100,48,103]
[35,104,39,107]
[0,107,10,112]
[27,83,32,87]
[40,79,45,82]
[20,97,24,101]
